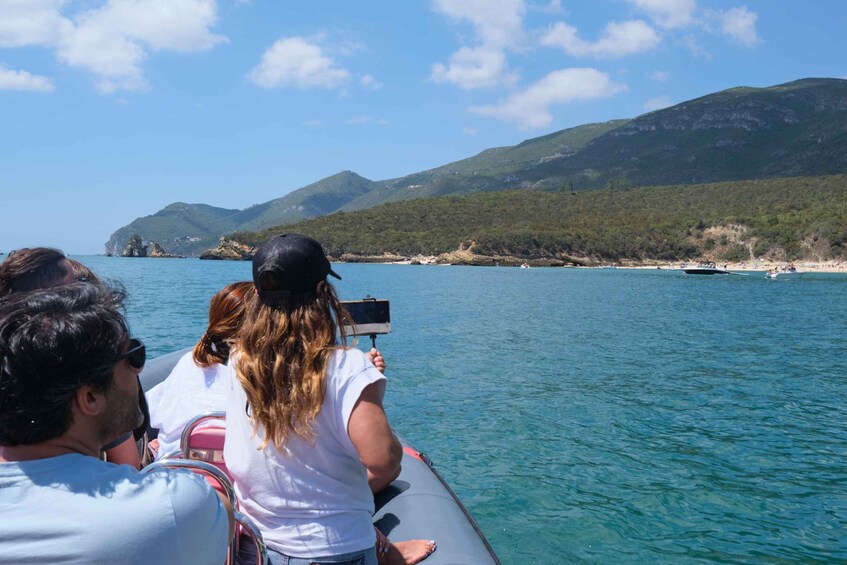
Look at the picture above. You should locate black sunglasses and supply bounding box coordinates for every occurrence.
[118,338,146,370]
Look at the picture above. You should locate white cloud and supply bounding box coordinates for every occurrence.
[538,0,563,15]
[359,74,383,90]
[679,33,711,58]
[470,67,625,129]
[643,95,672,111]
[58,10,149,93]
[626,0,696,29]
[345,115,388,125]
[0,65,54,92]
[248,37,351,89]
[540,20,660,58]
[628,2,759,47]
[304,119,322,127]
[433,0,525,48]
[431,0,525,89]
[0,0,71,47]
[463,127,479,135]
[715,7,759,46]
[432,46,517,89]
[649,70,669,82]
[0,0,226,93]
[99,0,226,52]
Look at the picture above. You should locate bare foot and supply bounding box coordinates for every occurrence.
[378,539,437,565]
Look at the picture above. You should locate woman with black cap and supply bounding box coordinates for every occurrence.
[225,234,435,565]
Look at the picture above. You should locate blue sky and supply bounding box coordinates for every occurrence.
[1,0,845,254]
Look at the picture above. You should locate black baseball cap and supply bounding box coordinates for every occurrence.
[252,234,341,299]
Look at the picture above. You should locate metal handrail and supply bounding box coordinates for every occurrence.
[180,411,227,460]
[142,458,237,564]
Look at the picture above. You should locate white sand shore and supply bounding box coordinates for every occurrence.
[622,260,847,273]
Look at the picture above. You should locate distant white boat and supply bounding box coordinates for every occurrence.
[520,263,530,269]
[765,265,803,279]
[683,261,730,275]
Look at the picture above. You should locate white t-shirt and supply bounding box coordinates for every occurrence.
[0,454,228,564]
[146,351,231,458]
[224,348,386,558]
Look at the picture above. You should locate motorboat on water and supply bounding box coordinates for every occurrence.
[683,261,730,275]
[765,264,803,279]
[141,348,501,565]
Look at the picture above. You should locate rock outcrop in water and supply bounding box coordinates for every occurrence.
[149,242,182,258]
[122,235,147,257]
[199,237,256,260]
[121,235,182,258]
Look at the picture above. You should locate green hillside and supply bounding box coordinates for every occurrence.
[106,78,847,256]
[234,174,847,263]
[520,78,847,190]
[340,120,627,210]
[105,171,378,255]
[233,171,380,232]
[105,202,240,256]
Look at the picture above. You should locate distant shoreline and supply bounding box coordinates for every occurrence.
[337,256,847,273]
[91,253,847,273]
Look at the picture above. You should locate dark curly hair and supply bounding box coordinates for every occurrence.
[0,283,129,446]
[0,247,69,297]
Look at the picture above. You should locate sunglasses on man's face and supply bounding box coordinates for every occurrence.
[118,338,146,370]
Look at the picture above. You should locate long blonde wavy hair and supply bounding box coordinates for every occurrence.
[235,280,353,449]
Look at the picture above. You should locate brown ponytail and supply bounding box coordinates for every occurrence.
[193,281,254,367]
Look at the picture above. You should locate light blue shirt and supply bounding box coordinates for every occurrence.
[0,453,228,564]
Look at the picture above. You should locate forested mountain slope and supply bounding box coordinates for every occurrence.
[106,78,847,256]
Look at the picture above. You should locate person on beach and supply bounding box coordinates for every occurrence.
[0,283,231,563]
[0,248,147,468]
[225,234,436,565]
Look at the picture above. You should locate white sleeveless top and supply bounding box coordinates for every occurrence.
[224,348,386,557]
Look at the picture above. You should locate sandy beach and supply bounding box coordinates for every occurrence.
[617,260,847,274]
[390,255,847,273]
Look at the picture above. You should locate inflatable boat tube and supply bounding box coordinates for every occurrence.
[140,349,500,565]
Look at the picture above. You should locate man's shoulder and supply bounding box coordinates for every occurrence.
[1,455,221,528]
[65,459,226,550]
[0,456,228,564]
[9,454,215,502]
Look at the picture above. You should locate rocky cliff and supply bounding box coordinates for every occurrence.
[149,242,182,258]
[122,235,147,257]
[199,238,256,260]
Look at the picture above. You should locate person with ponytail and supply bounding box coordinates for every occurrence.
[146,281,254,458]
[225,234,436,565]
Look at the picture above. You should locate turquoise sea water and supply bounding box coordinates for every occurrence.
[77,256,847,564]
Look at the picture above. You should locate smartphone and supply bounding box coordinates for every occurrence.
[341,298,390,336]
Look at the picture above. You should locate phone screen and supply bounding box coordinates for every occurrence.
[341,299,390,336]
